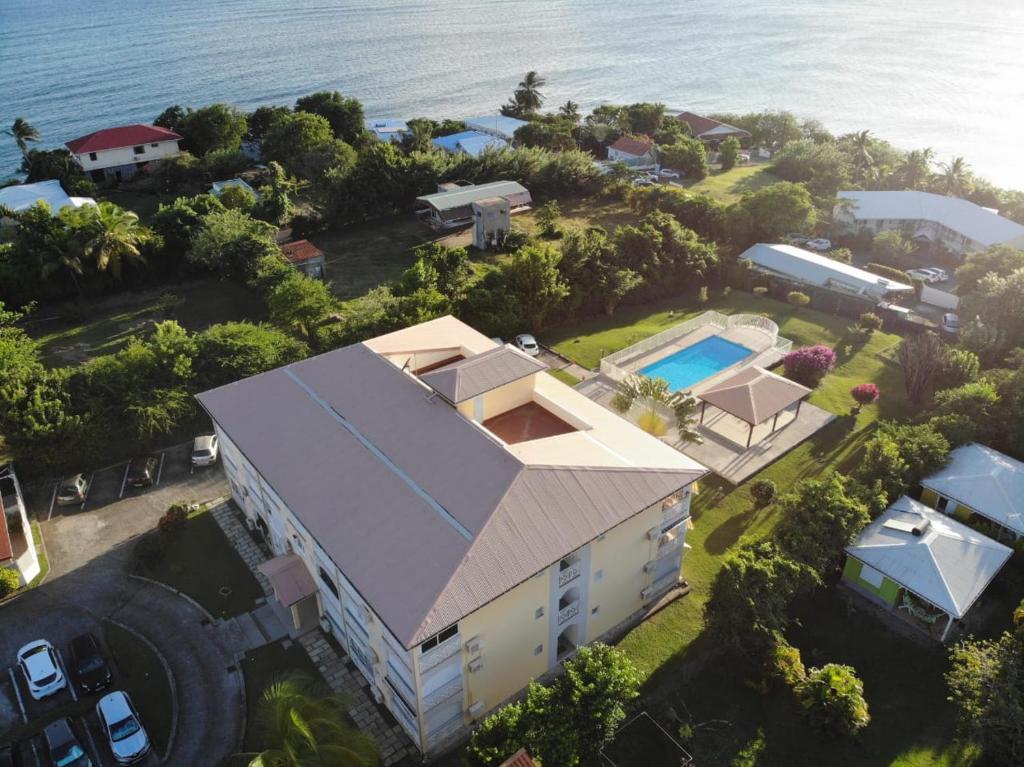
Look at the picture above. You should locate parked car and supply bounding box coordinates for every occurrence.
[514,334,540,357]
[126,456,159,488]
[69,633,112,694]
[631,177,654,187]
[804,238,832,251]
[905,268,941,284]
[56,474,88,506]
[738,152,751,163]
[17,640,66,700]
[922,267,949,282]
[97,692,151,765]
[44,718,92,767]
[191,434,219,467]
[942,313,960,334]
[659,168,681,179]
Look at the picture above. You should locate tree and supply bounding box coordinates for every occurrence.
[514,121,576,152]
[937,347,980,389]
[850,383,880,409]
[241,673,378,767]
[261,112,337,171]
[187,209,278,279]
[535,201,561,237]
[899,148,934,190]
[558,228,641,317]
[295,91,365,144]
[217,184,256,213]
[719,136,741,171]
[727,182,816,247]
[897,331,943,403]
[962,269,1024,355]
[63,202,150,279]
[857,312,883,334]
[408,242,472,305]
[194,322,308,389]
[256,161,299,225]
[946,602,1024,764]
[508,71,546,115]
[611,375,701,444]
[783,345,836,387]
[154,105,189,133]
[956,244,1024,295]
[796,664,871,736]
[247,105,291,142]
[931,380,1000,444]
[266,273,336,338]
[872,230,912,265]
[19,148,94,194]
[178,104,248,155]
[856,421,950,503]
[848,130,875,183]
[0,567,20,597]
[658,137,708,180]
[5,118,40,157]
[559,100,580,122]
[770,139,851,198]
[936,156,973,197]
[497,244,569,333]
[625,103,665,136]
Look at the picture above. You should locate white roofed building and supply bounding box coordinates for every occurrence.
[835,191,1024,255]
[0,180,95,220]
[464,115,530,142]
[366,119,409,142]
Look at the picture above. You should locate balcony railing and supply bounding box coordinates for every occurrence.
[419,635,461,673]
[558,562,581,588]
[558,600,580,626]
[423,675,464,710]
[661,493,689,526]
[658,521,687,554]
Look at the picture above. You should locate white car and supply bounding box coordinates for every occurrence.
[804,238,832,251]
[631,177,655,187]
[97,691,151,765]
[17,640,66,700]
[922,267,949,282]
[659,168,681,179]
[942,313,960,334]
[191,434,219,467]
[905,268,941,284]
[514,334,540,357]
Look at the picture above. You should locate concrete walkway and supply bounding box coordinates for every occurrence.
[211,503,419,765]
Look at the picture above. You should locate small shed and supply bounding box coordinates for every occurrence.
[415,181,531,230]
[472,197,511,249]
[280,240,327,280]
[843,496,1012,641]
[697,366,811,448]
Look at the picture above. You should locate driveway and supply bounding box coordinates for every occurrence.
[1,448,241,764]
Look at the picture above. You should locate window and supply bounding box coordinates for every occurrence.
[420,624,458,654]
[593,569,604,582]
[859,564,885,589]
[936,496,949,513]
[533,644,543,656]
[291,534,305,552]
[535,607,544,619]
[88,152,97,161]
[150,143,159,148]
[133,145,145,154]
[318,566,339,599]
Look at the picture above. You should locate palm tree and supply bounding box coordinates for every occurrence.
[900,148,934,189]
[937,156,973,197]
[239,673,378,767]
[67,202,149,279]
[850,130,875,183]
[514,71,547,113]
[559,100,580,122]
[4,118,40,158]
[611,375,702,445]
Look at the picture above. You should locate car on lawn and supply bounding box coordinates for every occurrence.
[905,268,941,283]
[44,718,92,767]
[97,692,151,765]
[126,456,159,488]
[17,640,66,700]
[658,168,681,179]
[69,633,112,694]
[56,474,89,506]
[942,313,960,334]
[514,334,540,357]
[804,238,832,251]
[191,434,219,467]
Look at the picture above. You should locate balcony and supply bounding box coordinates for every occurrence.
[423,675,464,710]
[426,710,465,745]
[558,561,581,588]
[419,635,461,673]
[661,491,690,526]
[557,599,580,626]
[657,521,687,554]
[642,572,681,601]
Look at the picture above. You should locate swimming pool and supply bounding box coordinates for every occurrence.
[639,336,752,391]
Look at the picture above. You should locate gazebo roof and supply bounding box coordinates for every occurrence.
[699,366,810,425]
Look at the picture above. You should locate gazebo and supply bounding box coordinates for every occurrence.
[697,366,811,449]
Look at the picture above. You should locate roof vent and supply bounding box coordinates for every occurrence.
[912,519,931,537]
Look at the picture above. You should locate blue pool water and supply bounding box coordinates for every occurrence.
[640,336,752,392]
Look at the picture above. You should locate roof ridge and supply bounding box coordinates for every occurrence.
[924,542,959,615]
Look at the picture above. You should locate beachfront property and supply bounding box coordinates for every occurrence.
[66,124,182,182]
[842,496,1012,641]
[432,131,508,157]
[607,135,657,168]
[0,179,95,220]
[675,112,751,148]
[1,465,41,587]
[211,178,258,199]
[366,119,409,142]
[463,115,530,143]
[835,190,1024,255]
[739,243,914,301]
[919,443,1024,542]
[196,315,708,754]
[280,239,327,280]
[415,180,531,231]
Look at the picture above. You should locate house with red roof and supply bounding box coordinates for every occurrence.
[607,135,658,168]
[676,112,751,148]
[66,124,182,183]
[280,240,327,280]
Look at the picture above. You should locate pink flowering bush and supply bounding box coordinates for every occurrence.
[851,383,880,406]
[783,345,837,387]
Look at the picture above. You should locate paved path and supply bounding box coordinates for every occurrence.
[211,504,419,765]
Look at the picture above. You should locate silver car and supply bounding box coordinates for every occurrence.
[97,691,150,764]
[191,434,219,467]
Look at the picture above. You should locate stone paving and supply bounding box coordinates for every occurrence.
[211,500,419,765]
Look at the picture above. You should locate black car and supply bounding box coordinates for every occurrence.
[126,456,159,488]
[43,718,92,767]
[69,633,111,694]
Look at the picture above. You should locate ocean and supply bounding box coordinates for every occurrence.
[2,0,1023,189]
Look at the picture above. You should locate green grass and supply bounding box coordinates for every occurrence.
[547,368,581,387]
[136,506,264,619]
[103,621,174,755]
[240,640,326,752]
[678,163,781,204]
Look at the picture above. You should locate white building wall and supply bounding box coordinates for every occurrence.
[74,140,180,171]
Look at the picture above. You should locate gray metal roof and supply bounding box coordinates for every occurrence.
[197,343,703,648]
[420,345,546,404]
[416,180,528,212]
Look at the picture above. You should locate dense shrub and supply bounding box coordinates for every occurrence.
[768,639,806,688]
[787,290,811,306]
[753,286,768,296]
[857,312,882,334]
[783,345,837,387]
[0,567,21,597]
[750,479,777,507]
[937,348,980,389]
[796,664,871,736]
[865,262,908,284]
[850,383,880,406]
[157,503,189,535]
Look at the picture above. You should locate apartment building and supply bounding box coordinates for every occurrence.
[196,316,707,755]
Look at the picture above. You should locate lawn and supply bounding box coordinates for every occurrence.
[26,279,264,366]
[103,620,175,755]
[547,368,581,387]
[677,163,781,204]
[135,505,264,619]
[545,289,989,766]
[240,640,326,752]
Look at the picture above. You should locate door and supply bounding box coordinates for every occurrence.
[292,593,320,632]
